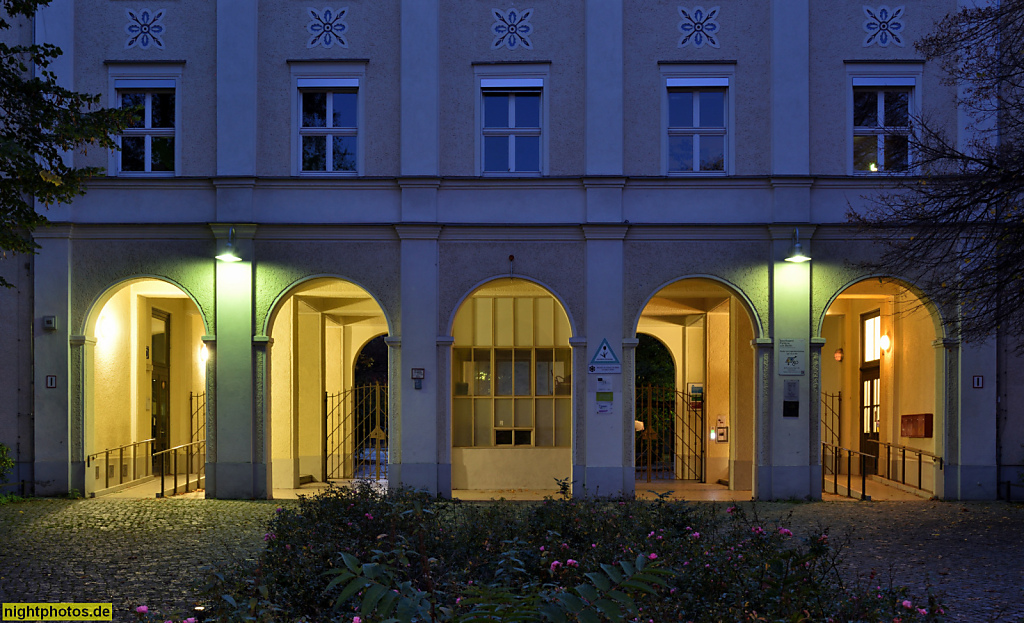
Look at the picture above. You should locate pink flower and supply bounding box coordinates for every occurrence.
[726,506,736,513]
[648,553,658,560]
[778,528,793,537]
[566,559,579,567]
[263,532,276,541]
[550,560,562,571]
[364,513,373,519]
[183,619,197,623]
[136,606,148,614]
[353,617,362,623]
[902,600,913,609]
[752,526,765,535]
[691,532,701,539]
[917,608,927,615]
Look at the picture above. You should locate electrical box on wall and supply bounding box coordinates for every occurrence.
[42,315,57,331]
[900,413,933,438]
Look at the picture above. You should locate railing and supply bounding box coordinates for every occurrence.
[190,392,206,443]
[1000,480,1024,502]
[635,385,705,483]
[325,384,388,481]
[153,440,206,498]
[869,440,943,494]
[821,391,841,449]
[821,442,875,500]
[86,438,155,491]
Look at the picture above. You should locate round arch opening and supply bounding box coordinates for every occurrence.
[267,277,390,493]
[820,278,942,494]
[450,278,574,494]
[84,278,207,497]
[635,277,758,492]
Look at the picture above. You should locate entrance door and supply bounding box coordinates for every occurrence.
[151,310,171,470]
[860,311,881,474]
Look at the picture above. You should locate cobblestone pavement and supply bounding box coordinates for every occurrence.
[0,496,1022,622]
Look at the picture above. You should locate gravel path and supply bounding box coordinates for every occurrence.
[0,496,1021,622]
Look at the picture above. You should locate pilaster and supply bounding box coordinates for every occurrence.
[394,225,442,493]
[217,0,258,177]
[401,0,439,176]
[585,0,623,175]
[770,0,809,176]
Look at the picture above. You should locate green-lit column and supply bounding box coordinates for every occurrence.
[210,224,264,498]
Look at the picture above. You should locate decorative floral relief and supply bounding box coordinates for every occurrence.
[124,9,165,50]
[491,7,533,50]
[862,5,904,47]
[677,6,720,48]
[307,7,348,49]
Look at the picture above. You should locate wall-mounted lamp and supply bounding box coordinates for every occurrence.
[784,228,811,263]
[198,344,209,364]
[833,348,844,362]
[879,334,891,352]
[215,227,242,262]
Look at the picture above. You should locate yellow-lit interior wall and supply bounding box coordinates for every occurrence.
[730,297,755,490]
[893,297,938,454]
[271,299,298,488]
[297,303,324,480]
[706,302,730,485]
[93,288,133,452]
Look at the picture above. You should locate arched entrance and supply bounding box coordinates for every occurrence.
[84,278,207,496]
[267,278,389,491]
[820,278,943,495]
[635,278,759,491]
[449,278,574,492]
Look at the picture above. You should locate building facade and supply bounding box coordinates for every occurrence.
[1,0,1021,501]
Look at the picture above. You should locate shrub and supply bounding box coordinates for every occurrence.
[192,484,946,623]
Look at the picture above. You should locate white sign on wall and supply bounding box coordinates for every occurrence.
[777,338,806,376]
[588,338,621,374]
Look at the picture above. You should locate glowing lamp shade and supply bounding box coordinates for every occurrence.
[199,344,209,364]
[709,429,717,440]
[784,228,811,263]
[879,334,891,351]
[216,226,242,262]
[96,313,117,341]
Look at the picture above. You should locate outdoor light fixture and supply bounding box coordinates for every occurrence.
[199,344,209,364]
[709,428,717,440]
[879,334,891,351]
[785,228,811,263]
[833,348,844,362]
[215,227,242,262]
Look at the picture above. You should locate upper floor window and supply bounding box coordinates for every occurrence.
[300,86,357,173]
[474,64,549,176]
[661,67,734,175]
[845,64,922,175]
[289,62,366,176]
[668,87,726,173]
[119,88,175,173]
[482,87,541,173]
[108,64,182,176]
[853,87,911,173]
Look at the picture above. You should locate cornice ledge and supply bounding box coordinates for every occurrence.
[581,224,629,240]
[212,176,257,189]
[398,177,443,189]
[583,177,627,189]
[769,177,815,188]
[394,224,442,240]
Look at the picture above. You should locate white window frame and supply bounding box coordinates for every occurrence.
[661,65,735,176]
[846,63,923,175]
[290,62,366,176]
[474,64,549,176]
[107,64,183,177]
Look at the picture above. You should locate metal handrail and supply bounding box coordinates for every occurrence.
[821,442,876,500]
[868,440,943,493]
[154,440,206,498]
[86,438,155,490]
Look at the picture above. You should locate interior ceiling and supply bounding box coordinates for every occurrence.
[640,279,733,320]
[471,278,550,298]
[291,279,386,327]
[131,279,190,298]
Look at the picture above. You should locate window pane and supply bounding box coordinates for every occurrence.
[121,137,145,171]
[484,135,509,172]
[474,349,491,395]
[514,349,531,396]
[332,136,357,171]
[302,92,327,127]
[453,399,473,447]
[302,135,326,171]
[535,350,554,396]
[514,135,540,172]
[474,399,492,446]
[495,349,513,395]
[495,399,513,427]
[514,430,532,446]
[122,93,146,128]
[699,135,724,171]
[699,91,725,127]
[668,91,693,127]
[151,137,174,171]
[332,92,357,128]
[853,135,878,172]
[853,90,878,127]
[669,135,694,172]
[515,94,540,128]
[495,429,513,445]
[884,134,909,171]
[151,92,175,128]
[484,94,509,128]
[884,90,909,127]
